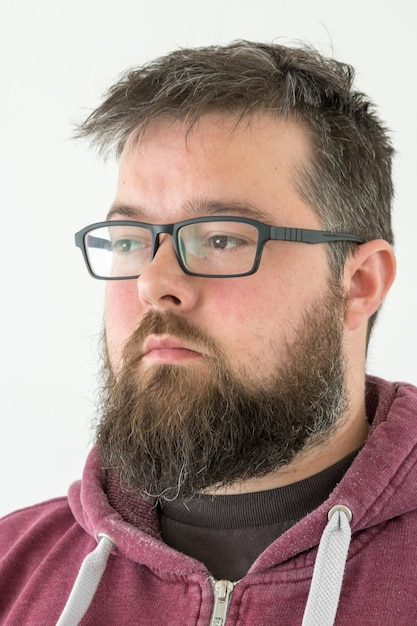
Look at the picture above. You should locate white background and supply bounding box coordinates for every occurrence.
[0,0,416,517]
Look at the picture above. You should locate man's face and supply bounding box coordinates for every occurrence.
[105,113,336,378]
[99,113,349,498]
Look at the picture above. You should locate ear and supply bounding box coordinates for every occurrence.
[343,239,396,331]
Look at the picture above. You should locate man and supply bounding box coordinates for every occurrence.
[1,40,416,625]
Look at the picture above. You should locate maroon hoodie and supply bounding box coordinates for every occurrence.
[1,376,417,625]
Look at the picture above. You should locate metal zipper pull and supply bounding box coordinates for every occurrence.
[209,579,235,626]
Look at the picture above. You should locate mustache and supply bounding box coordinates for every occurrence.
[121,311,219,364]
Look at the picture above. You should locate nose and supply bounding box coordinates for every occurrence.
[137,235,201,312]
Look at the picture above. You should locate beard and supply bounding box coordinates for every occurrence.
[96,280,349,501]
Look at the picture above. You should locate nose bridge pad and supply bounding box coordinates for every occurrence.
[150,225,177,265]
[151,231,161,261]
[179,236,186,265]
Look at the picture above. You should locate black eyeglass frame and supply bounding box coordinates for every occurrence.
[74,216,366,280]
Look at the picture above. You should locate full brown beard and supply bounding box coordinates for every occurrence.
[96,281,348,501]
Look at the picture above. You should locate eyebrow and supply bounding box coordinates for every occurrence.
[107,200,271,223]
[106,205,147,220]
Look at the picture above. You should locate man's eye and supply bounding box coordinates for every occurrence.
[208,235,247,250]
[112,238,145,254]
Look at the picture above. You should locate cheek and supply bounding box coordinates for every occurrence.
[206,255,321,353]
[205,278,283,343]
[105,281,141,367]
[203,279,291,380]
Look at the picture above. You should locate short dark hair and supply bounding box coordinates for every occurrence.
[77,40,395,336]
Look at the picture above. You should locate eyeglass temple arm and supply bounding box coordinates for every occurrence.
[271,227,365,244]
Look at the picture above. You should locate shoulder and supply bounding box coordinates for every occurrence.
[0,496,99,624]
[0,496,73,525]
[0,497,76,556]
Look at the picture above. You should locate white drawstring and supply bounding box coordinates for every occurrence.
[56,534,115,626]
[56,508,351,625]
[302,505,352,626]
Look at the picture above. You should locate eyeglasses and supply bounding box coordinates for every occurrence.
[74,216,366,280]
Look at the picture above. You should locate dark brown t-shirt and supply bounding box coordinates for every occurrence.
[159,451,358,581]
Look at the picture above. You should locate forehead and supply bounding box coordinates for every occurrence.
[114,112,318,228]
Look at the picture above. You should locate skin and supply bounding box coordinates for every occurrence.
[104,112,396,494]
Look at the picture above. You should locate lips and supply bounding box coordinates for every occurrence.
[141,334,203,363]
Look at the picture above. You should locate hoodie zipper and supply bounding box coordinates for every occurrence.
[209,579,236,626]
